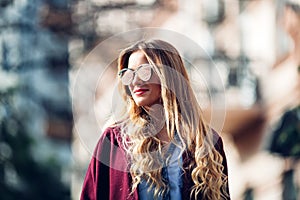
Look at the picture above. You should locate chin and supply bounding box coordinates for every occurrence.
[133,98,152,107]
[133,95,161,108]
[135,101,150,107]
[135,100,161,108]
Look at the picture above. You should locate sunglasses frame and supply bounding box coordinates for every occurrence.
[118,64,153,85]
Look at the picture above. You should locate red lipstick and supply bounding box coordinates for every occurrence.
[133,88,149,96]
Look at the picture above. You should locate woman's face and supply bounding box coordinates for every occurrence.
[127,50,161,108]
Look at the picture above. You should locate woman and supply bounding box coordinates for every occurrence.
[81,39,230,200]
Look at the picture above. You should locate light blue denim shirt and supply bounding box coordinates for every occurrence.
[138,143,183,200]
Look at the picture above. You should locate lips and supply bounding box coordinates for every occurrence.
[133,88,149,96]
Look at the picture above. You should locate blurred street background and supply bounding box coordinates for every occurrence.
[0,0,299,199]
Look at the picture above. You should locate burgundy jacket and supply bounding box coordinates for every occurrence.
[80,126,229,200]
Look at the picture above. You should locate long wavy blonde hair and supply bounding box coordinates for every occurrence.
[116,39,228,199]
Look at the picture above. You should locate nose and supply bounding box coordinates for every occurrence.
[131,73,143,86]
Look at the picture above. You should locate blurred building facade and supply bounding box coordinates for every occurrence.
[73,0,298,200]
[71,0,300,199]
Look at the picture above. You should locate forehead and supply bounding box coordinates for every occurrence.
[128,50,149,70]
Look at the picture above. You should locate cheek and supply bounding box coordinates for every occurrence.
[151,84,161,98]
[151,74,161,85]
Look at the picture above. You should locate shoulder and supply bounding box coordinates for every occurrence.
[209,128,229,175]
[92,124,126,161]
[209,128,225,153]
[98,124,123,146]
[100,124,121,137]
[90,125,124,157]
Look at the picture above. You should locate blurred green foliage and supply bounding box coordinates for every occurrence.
[0,85,70,200]
[269,105,300,158]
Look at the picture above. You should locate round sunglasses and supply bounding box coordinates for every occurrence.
[118,64,153,85]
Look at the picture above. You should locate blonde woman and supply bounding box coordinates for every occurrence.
[81,39,230,200]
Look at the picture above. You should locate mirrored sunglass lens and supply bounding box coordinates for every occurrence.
[137,65,152,81]
[121,70,133,85]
